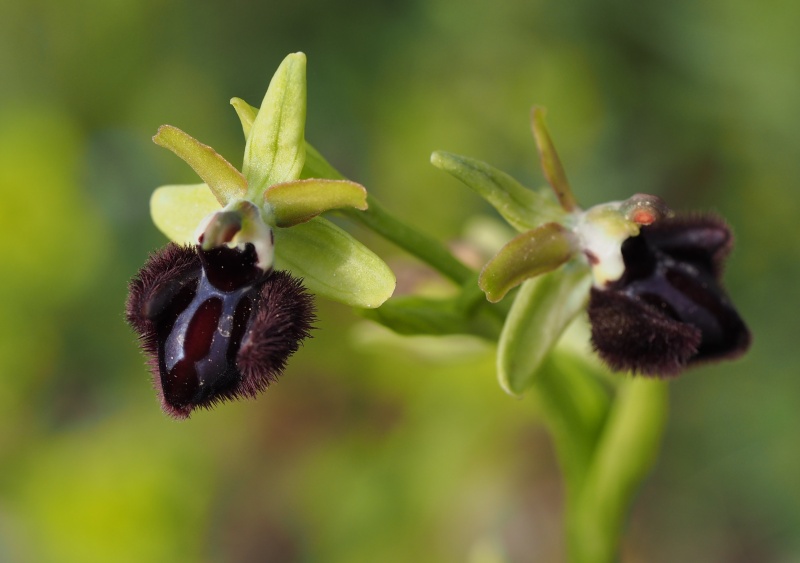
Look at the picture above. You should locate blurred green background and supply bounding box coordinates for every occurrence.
[1,0,798,561]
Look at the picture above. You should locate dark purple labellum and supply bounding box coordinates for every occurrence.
[126,243,314,418]
[588,215,750,376]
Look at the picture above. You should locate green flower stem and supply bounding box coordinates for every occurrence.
[535,356,612,492]
[566,378,668,563]
[341,194,473,285]
[531,358,667,563]
[307,143,664,562]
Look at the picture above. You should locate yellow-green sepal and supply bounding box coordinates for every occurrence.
[152,126,247,206]
[242,52,307,196]
[273,217,395,308]
[231,97,344,181]
[497,263,591,395]
[150,184,222,244]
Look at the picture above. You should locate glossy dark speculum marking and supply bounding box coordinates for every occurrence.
[126,243,314,418]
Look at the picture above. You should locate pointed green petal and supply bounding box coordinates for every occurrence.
[479,222,576,303]
[152,125,247,206]
[498,264,591,395]
[243,52,307,196]
[531,107,578,212]
[273,216,395,308]
[230,97,257,139]
[150,184,222,244]
[264,179,367,227]
[431,150,565,232]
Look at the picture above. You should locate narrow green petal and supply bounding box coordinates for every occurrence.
[431,150,564,232]
[150,184,222,244]
[273,216,395,308]
[243,52,307,196]
[265,179,367,227]
[152,125,247,206]
[497,263,591,395]
[479,222,576,303]
[531,107,578,212]
[230,97,257,138]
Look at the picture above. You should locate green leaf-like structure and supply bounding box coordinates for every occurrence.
[243,52,307,197]
[497,263,591,395]
[431,150,565,232]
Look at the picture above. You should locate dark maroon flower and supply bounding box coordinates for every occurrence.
[126,243,314,418]
[588,215,750,376]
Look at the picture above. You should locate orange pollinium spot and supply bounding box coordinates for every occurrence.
[632,209,656,225]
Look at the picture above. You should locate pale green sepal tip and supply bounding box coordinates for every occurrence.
[265,179,368,227]
[430,150,564,232]
[230,97,257,139]
[497,263,591,396]
[273,216,395,308]
[479,222,576,303]
[152,125,247,206]
[150,184,222,244]
[531,106,578,212]
[243,52,307,196]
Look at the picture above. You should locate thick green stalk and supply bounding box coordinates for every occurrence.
[566,378,668,563]
[342,194,473,285]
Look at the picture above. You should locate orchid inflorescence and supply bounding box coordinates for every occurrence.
[126,53,750,420]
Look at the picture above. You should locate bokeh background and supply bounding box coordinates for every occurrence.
[2,0,799,561]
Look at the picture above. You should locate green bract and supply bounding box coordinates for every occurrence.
[149,52,395,308]
[497,264,591,395]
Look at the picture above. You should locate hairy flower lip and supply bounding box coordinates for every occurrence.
[589,214,750,376]
[126,243,315,418]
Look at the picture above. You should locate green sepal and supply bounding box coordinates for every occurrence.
[479,222,577,303]
[273,216,395,308]
[497,263,591,395]
[150,183,222,244]
[431,150,565,232]
[152,126,247,206]
[531,107,578,212]
[243,52,307,197]
[230,98,344,182]
[265,179,367,227]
